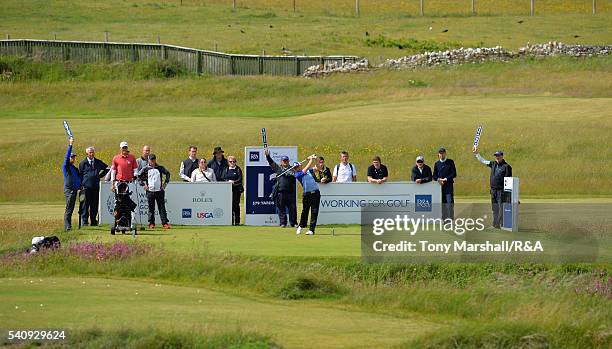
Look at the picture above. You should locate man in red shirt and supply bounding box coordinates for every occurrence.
[111,141,138,192]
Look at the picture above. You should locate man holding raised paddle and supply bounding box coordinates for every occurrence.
[61,121,81,231]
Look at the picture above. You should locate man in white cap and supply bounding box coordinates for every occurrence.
[411,155,432,184]
[110,141,138,193]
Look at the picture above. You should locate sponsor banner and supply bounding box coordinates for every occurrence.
[318,182,442,224]
[99,182,232,225]
[244,146,298,226]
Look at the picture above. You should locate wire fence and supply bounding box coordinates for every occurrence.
[217,0,609,16]
[0,39,360,76]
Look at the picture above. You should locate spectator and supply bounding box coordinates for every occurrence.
[62,138,81,231]
[411,155,432,184]
[138,154,171,230]
[136,145,151,173]
[294,155,320,235]
[179,146,199,182]
[473,147,513,229]
[433,147,457,221]
[367,155,388,184]
[332,151,357,183]
[312,156,332,183]
[222,155,244,226]
[110,141,138,194]
[208,146,229,181]
[191,158,217,182]
[78,146,109,226]
[265,149,297,228]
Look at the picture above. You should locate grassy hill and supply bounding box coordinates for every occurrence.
[1,0,611,61]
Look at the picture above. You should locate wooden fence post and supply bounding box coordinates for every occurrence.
[258,56,263,74]
[420,0,425,16]
[232,0,236,9]
[593,0,597,15]
[230,55,235,75]
[131,44,137,62]
[355,0,359,17]
[471,0,475,16]
[530,0,534,16]
[162,45,167,60]
[293,0,296,12]
[104,31,109,42]
[295,57,300,76]
[105,43,111,62]
[196,51,203,75]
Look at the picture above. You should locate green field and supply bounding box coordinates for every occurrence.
[1,0,612,60]
[1,1,611,348]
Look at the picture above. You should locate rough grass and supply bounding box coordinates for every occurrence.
[1,241,610,348]
[4,328,276,349]
[0,0,611,60]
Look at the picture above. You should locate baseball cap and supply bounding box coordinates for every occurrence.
[31,236,44,245]
[292,161,301,168]
[280,155,289,161]
[213,146,224,154]
[119,141,129,148]
[494,151,504,156]
[148,154,156,160]
[70,153,77,157]
[438,147,446,153]
[416,155,424,162]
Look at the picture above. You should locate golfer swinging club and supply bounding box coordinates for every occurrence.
[294,154,321,236]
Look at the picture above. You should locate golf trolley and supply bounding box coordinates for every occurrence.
[111,182,138,237]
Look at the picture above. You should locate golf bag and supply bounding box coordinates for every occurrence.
[28,236,61,254]
[111,182,137,235]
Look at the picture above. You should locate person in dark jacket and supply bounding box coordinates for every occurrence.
[78,146,109,226]
[222,155,244,226]
[138,154,171,229]
[473,147,513,229]
[433,147,457,221]
[265,149,297,227]
[311,156,332,183]
[179,145,199,182]
[208,146,229,182]
[411,155,432,184]
[62,138,82,231]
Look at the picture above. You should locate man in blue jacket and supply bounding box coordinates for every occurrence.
[63,138,82,231]
[433,147,457,221]
[78,146,109,226]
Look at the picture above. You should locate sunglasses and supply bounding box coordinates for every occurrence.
[228,160,236,163]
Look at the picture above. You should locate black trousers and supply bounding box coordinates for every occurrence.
[441,183,455,221]
[63,188,77,230]
[491,189,510,228]
[300,191,320,233]
[80,187,100,225]
[146,190,169,225]
[276,191,297,227]
[232,190,242,225]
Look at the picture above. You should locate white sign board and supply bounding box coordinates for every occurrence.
[244,146,298,226]
[317,182,442,225]
[99,182,232,226]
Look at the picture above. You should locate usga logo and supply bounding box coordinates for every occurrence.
[415,195,433,212]
[196,208,224,220]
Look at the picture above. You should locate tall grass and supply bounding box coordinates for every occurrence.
[1,244,610,348]
[0,57,189,82]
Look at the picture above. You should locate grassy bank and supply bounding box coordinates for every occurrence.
[1,0,611,60]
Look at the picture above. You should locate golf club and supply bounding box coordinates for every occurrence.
[132,181,145,231]
[275,154,316,178]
